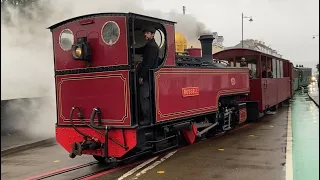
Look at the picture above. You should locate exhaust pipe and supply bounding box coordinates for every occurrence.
[198,34,215,65]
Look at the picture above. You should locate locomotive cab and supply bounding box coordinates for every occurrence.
[131,18,167,67]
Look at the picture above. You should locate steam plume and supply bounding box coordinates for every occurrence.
[1,0,212,138]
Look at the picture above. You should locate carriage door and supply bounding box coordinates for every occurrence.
[289,63,294,97]
[261,56,270,110]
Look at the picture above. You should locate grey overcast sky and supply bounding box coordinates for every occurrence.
[143,0,319,72]
[1,0,319,99]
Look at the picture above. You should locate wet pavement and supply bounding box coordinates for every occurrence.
[1,107,289,180]
[1,142,94,180]
[292,92,319,180]
[2,91,318,180]
[308,82,319,106]
[94,107,289,180]
[1,132,54,154]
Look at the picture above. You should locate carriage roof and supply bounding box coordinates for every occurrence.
[48,12,176,30]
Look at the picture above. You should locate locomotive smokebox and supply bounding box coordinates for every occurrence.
[198,35,215,64]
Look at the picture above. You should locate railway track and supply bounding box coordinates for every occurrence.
[22,122,254,180]
[23,162,99,180]
[23,156,153,180]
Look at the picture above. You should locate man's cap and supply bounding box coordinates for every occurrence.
[143,26,156,33]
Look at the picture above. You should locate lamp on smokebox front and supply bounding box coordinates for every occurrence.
[74,47,82,58]
[72,37,92,62]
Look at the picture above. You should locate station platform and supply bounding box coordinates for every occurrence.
[93,91,319,180]
[90,106,290,180]
[308,82,319,106]
[1,132,55,156]
[1,87,318,180]
[292,85,319,180]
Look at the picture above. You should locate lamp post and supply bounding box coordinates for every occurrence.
[242,13,253,48]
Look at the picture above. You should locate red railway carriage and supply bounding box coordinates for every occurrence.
[49,12,250,163]
[213,49,293,114]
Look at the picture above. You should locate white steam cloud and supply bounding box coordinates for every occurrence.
[1,0,212,138]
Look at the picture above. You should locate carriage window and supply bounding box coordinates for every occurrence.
[134,30,145,48]
[236,62,240,67]
[130,19,167,67]
[154,29,166,59]
[280,61,283,78]
[248,63,257,79]
[252,63,257,78]
[276,60,280,78]
[272,58,277,78]
[59,29,74,51]
[101,21,120,46]
[154,29,165,48]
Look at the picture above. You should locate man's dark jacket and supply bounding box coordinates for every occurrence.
[135,38,159,82]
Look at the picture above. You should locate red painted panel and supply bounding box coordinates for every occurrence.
[56,127,137,158]
[56,70,131,126]
[52,16,128,71]
[248,78,291,112]
[248,79,263,111]
[108,129,137,157]
[56,126,105,156]
[187,48,201,57]
[262,78,291,110]
[277,78,291,102]
[155,68,250,122]
[164,24,175,66]
[182,124,197,144]
[289,63,294,97]
[262,78,279,108]
[239,108,247,124]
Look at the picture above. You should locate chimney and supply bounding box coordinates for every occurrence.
[198,34,215,64]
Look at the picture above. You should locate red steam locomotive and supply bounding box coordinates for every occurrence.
[48,12,291,163]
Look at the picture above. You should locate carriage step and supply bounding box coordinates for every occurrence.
[222,125,232,131]
[222,111,232,131]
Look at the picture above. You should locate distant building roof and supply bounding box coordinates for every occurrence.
[229,39,282,58]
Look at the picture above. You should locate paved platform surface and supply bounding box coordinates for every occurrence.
[1,132,55,156]
[1,133,49,151]
[93,106,289,180]
[1,140,94,180]
[1,107,289,180]
[292,93,319,180]
[308,82,319,106]
[2,93,318,180]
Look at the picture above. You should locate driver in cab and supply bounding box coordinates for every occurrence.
[135,26,159,125]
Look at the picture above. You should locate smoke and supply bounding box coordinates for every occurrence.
[1,0,211,138]
[168,11,212,48]
[1,1,57,138]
